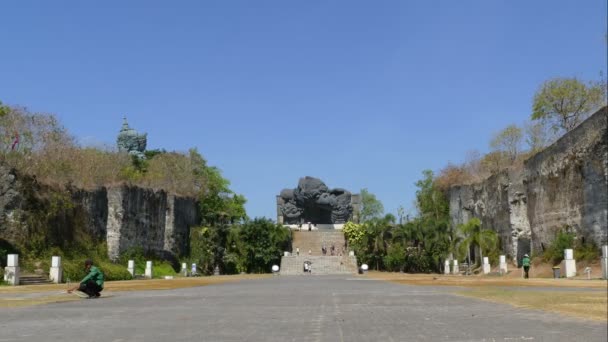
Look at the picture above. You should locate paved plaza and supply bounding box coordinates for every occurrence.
[0,276,606,341]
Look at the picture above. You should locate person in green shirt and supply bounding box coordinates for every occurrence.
[522,254,531,279]
[68,259,104,298]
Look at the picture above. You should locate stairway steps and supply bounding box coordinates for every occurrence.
[282,229,358,275]
[19,275,53,285]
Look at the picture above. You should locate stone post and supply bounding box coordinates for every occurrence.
[49,256,62,284]
[452,260,459,274]
[144,261,153,279]
[499,255,508,274]
[482,257,491,275]
[4,254,20,286]
[563,249,576,278]
[601,245,608,280]
[127,260,135,276]
[444,260,450,275]
[181,263,188,276]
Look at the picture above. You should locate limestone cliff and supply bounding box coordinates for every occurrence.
[0,167,200,261]
[449,107,607,261]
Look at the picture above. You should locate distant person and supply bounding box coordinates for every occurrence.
[296,247,300,256]
[330,244,335,256]
[522,254,531,279]
[308,222,312,231]
[68,259,104,298]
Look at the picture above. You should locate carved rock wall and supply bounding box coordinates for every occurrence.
[449,107,607,260]
[524,107,607,252]
[0,168,199,262]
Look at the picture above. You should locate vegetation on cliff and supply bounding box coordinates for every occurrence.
[344,171,499,273]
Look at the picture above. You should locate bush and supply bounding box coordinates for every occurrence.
[63,258,132,282]
[542,229,599,265]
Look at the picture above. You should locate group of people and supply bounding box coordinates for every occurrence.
[321,244,342,256]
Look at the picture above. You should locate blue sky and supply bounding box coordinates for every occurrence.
[1,1,606,220]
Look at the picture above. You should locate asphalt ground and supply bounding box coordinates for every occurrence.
[0,275,606,342]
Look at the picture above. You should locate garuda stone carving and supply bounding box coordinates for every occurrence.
[117,118,147,159]
[278,177,354,224]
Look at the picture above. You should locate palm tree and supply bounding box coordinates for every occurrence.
[457,218,498,269]
[365,214,395,270]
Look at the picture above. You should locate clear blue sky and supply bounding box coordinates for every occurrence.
[1,1,606,220]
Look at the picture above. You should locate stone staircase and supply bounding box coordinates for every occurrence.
[19,274,53,285]
[280,255,358,275]
[291,231,348,256]
[280,230,358,275]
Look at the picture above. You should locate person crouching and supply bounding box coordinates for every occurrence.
[68,259,104,298]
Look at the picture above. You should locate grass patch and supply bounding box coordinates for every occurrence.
[0,295,80,308]
[456,288,608,321]
[367,271,608,288]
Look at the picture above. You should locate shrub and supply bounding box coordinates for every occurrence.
[542,230,575,265]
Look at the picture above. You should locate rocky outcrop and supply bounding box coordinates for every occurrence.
[524,107,607,252]
[0,168,200,262]
[449,107,607,261]
[450,170,531,263]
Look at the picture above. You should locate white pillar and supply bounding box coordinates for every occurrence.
[444,260,450,275]
[49,256,62,284]
[144,261,153,279]
[499,255,508,274]
[4,254,20,286]
[127,260,135,276]
[563,249,576,278]
[452,260,459,274]
[601,245,608,280]
[482,257,491,275]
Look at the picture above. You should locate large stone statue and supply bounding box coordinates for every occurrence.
[117,117,147,159]
[277,177,359,224]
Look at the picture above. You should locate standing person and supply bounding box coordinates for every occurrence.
[330,244,335,256]
[296,247,300,256]
[522,254,531,279]
[68,259,104,298]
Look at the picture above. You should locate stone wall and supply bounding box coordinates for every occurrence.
[0,167,199,262]
[449,107,607,261]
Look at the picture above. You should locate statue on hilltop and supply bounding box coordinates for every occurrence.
[117,117,147,159]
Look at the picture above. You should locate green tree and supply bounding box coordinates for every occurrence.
[363,214,394,270]
[359,188,384,222]
[238,218,291,273]
[457,218,498,268]
[490,124,523,162]
[0,101,9,117]
[198,161,247,225]
[532,77,605,132]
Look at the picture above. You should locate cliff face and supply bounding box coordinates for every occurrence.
[0,168,199,261]
[449,107,607,260]
[524,107,607,252]
[449,170,531,262]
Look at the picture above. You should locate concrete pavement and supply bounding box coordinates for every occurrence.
[0,275,605,341]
